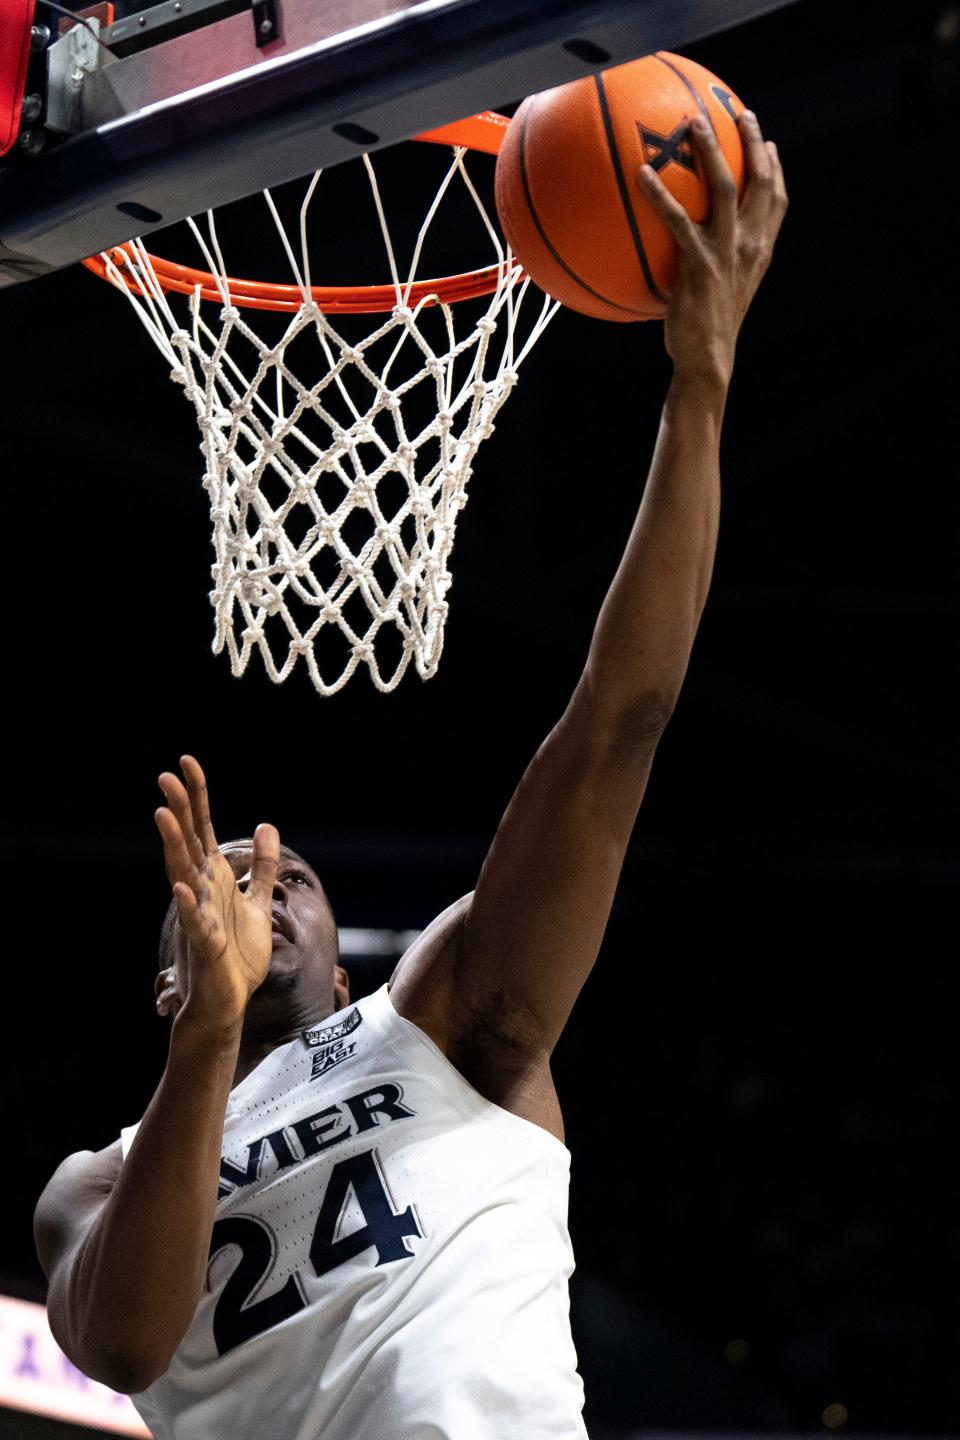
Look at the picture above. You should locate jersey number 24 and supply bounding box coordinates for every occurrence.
[208,1147,423,1356]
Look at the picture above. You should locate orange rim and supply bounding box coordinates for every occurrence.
[82,111,517,314]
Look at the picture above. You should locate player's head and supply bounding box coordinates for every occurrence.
[154,839,349,1025]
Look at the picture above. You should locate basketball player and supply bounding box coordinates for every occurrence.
[34,111,787,1438]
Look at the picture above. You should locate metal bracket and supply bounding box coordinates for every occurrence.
[251,0,280,48]
[45,17,105,134]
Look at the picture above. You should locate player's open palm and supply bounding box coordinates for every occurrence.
[155,755,279,1033]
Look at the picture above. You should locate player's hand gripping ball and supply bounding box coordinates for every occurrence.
[494,52,747,321]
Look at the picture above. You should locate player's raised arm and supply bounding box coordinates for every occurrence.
[450,112,788,1055]
[34,759,279,1392]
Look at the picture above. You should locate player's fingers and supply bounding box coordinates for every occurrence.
[180,755,219,857]
[766,140,790,232]
[246,823,281,910]
[689,113,737,248]
[737,110,776,228]
[173,877,225,945]
[155,805,203,895]
[172,881,198,917]
[171,879,214,953]
[158,771,206,871]
[636,165,702,256]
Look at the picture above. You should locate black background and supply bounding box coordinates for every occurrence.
[1,0,958,1432]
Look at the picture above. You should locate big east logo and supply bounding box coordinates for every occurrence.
[302,1008,363,1080]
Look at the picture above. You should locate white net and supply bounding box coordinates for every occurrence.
[95,143,556,694]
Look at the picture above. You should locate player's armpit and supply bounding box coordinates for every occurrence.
[454,679,669,1057]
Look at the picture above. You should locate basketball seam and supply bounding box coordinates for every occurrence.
[653,52,714,128]
[516,96,649,320]
[593,72,668,307]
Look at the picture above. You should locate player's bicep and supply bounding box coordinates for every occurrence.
[459,688,664,1053]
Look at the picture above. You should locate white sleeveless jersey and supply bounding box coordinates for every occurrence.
[120,984,587,1440]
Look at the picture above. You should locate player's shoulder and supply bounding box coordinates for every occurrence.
[388,892,473,1035]
[34,1140,122,1275]
[389,889,546,1061]
[393,892,473,976]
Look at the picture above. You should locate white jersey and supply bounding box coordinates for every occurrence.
[120,983,587,1439]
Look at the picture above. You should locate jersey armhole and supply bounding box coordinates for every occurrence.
[374,984,572,1163]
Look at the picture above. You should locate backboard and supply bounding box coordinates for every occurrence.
[0,0,800,289]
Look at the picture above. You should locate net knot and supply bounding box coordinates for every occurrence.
[476,316,497,336]
[240,579,282,616]
[348,479,374,506]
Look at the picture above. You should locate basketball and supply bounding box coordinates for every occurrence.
[494,52,748,322]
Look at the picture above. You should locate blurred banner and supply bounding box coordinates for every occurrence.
[0,1295,150,1436]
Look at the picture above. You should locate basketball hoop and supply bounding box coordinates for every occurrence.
[85,111,557,694]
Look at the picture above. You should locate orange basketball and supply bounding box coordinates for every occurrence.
[495,52,748,322]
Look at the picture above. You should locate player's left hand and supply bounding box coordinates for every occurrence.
[155,755,279,1034]
[637,108,788,388]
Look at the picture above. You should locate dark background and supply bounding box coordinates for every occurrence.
[1,0,958,1433]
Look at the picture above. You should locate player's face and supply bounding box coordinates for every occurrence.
[157,841,343,1022]
[156,834,350,1029]
[221,842,339,995]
